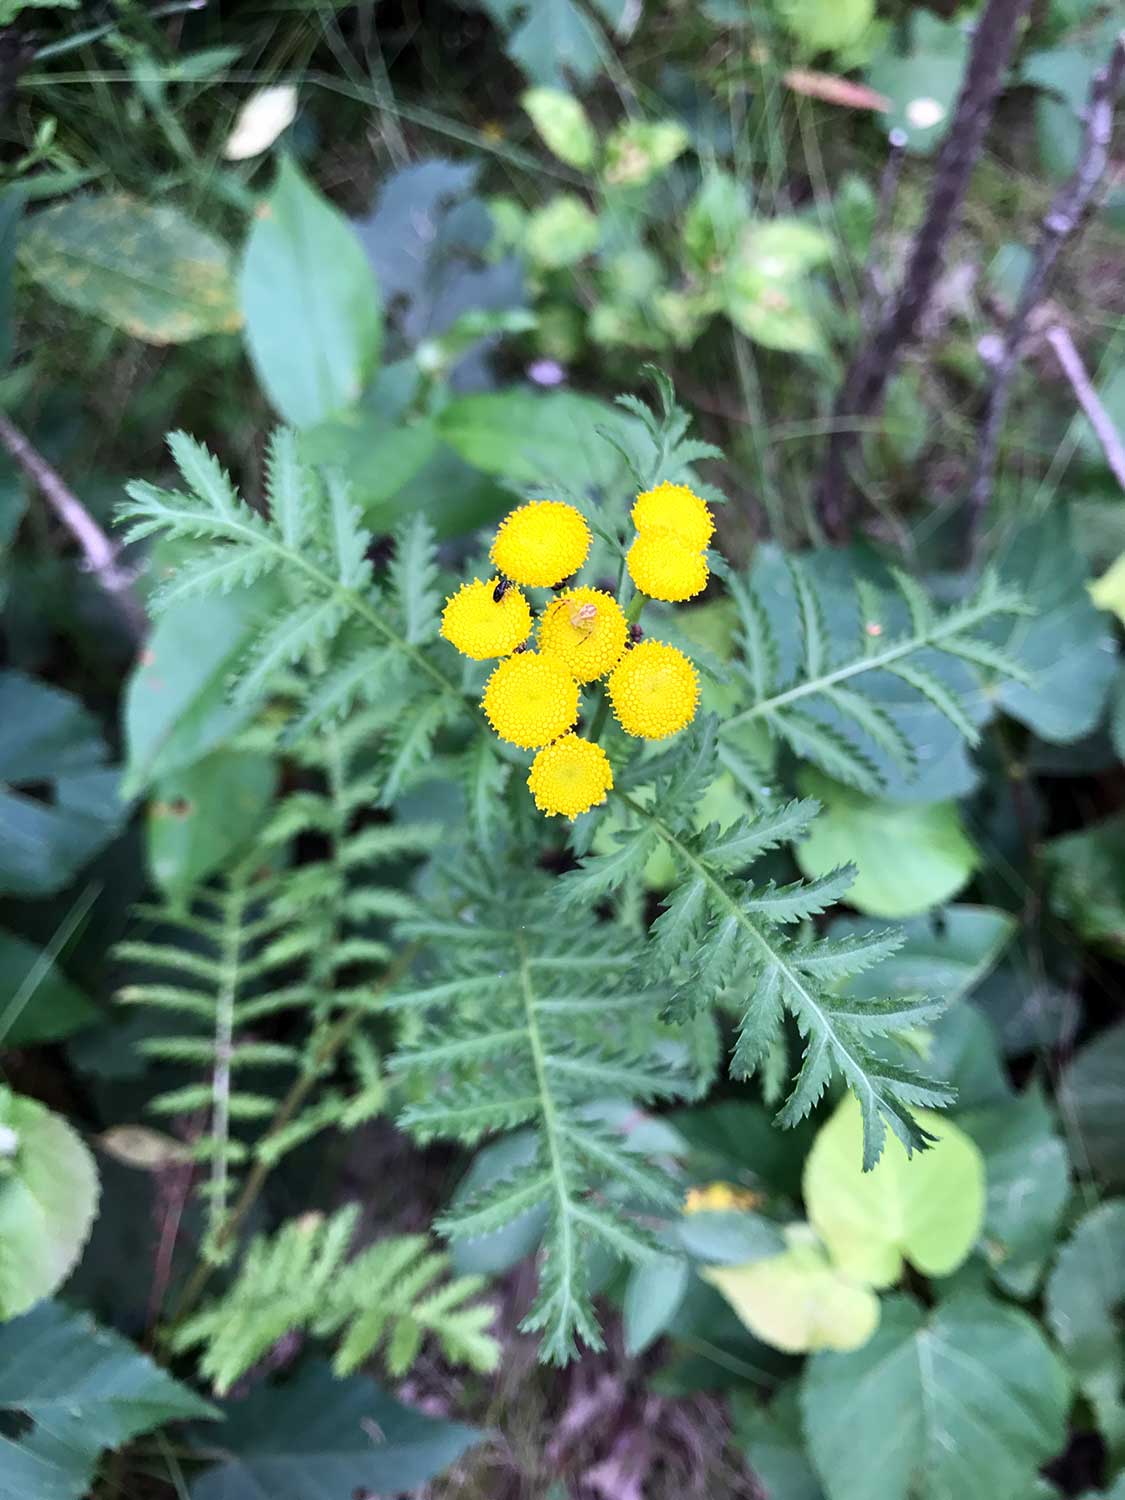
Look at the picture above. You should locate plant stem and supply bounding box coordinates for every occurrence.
[0,411,144,633]
[967,32,1125,556]
[817,0,1033,536]
[166,943,418,1331]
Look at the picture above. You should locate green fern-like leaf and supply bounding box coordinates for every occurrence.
[561,720,952,1170]
[721,556,1031,794]
[384,884,689,1364]
[171,1205,499,1392]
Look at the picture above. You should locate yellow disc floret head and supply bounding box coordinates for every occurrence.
[440,577,532,660]
[632,481,714,550]
[627,527,709,602]
[538,587,628,682]
[482,650,580,749]
[527,734,614,818]
[608,639,699,740]
[490,500,592,588]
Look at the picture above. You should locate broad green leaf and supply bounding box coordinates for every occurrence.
[522,87,597,168]
[865,14,969,155]
[704,1226,880,1354]
[501,0,617,87]
[148,749,277,896]
[0,1088,99,1318]
[1046,1201,1125,1452]
[240,157,382,428]
[436,388,641,491]
[0,1300,215,1500]
[0,930,97,1047]
[795,769,977,918]
[623,1257,691,1354]
[524,194,599,268]
[0,672,124,897]
[924,1003,1010,1111]
[801,1293,1071,1500]
[122,588,277,798]
[190,1361,482,1499]
[989,510,1116,743]
[604,120,690,187]
[1057,1021,1125,1187]
[732,1385,824,1500]
[777,0,875,55]
[1044,813,1125,954]
[960,1086,1070,1298]
[804,1095,985,1288]
[19,194,240,343]
[724,218,831,353]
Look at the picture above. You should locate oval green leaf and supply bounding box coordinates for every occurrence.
[20,194,241,344]
[0,1087,99,1319]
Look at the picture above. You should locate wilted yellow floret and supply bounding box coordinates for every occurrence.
[538,587,628,682]
[627,528,709,603]
[632,482,714,550]
[440,577,532,660]
[608,639,699,739]
[527,734,613,818]
[490,500,591,588]
[482,651,580,749]
[683,1182,762,1216]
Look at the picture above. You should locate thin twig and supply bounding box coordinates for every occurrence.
[166,943,419,1331]
[967,32,1125,554]
[0,411,144,633]
[1045,322,1125,492]
[817,0,1032,537]
[859,128,908,329]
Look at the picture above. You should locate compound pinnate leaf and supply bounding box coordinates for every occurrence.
[20,194,240,343]
[801,1293,1071,1500]
[804,1095,985,1288]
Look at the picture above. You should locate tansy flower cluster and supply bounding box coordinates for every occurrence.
[626,481,713,603]
[440,489,713,819]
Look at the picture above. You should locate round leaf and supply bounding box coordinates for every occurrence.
[524,195,599,269]
[796,769,977,918]
[0,1087,99,1318]
[1046,1200,1125,1443]
[703,1227,880,1354]
[804,1095,985,1287]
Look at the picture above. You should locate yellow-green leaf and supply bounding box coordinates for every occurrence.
[20,194,241,344]
[703,1225,880,1353]
[521,87,597,169]
[803,1095,985,1288]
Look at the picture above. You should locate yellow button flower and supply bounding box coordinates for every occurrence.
[627,528,709,603]
[490,500,591,588]
[527,734,613,818]
[683,1182,762,1215]
[440,577,532,660]
[538,587,628,682]
[482,650,580,749]
[632,481,714,550]
[608,639,699,739]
